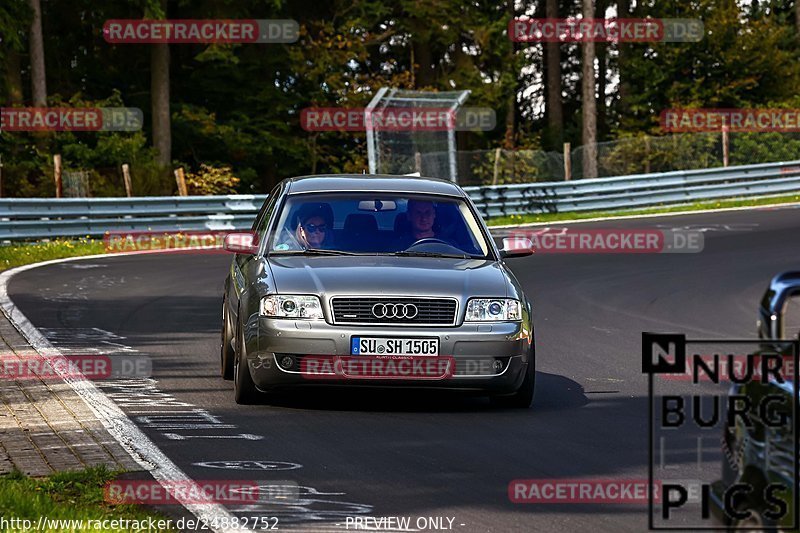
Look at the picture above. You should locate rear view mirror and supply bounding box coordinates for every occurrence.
[500,236,533,259]
[358,199,397,212]
[223,232,259,255]
[758,272,800,339]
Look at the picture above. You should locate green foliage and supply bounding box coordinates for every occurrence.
[468,149,564,185]
[615,0,800,134]
[594,133,722,177]
[3,0,800,197]
[185,163,240,194]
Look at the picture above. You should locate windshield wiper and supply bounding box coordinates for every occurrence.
[387,250,476,259]
[271,248,361,256]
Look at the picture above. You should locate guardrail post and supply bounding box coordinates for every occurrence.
[174,168,188,196]
[563,143,571,181]
[492,147,502,185]
[122,164,132,197]
[53,154,62,198]
[722,126,729,167]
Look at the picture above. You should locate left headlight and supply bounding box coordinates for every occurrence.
[465,298,521,321]
[260,295,324,319]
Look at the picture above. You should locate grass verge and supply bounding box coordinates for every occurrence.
[486,193,800,226]
[0,238,105,272]
[0,467,174,532]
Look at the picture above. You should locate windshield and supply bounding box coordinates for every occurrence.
[268,193,491,259]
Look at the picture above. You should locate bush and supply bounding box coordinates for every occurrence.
[185,164,240,195]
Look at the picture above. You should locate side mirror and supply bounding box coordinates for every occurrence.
[499,236,533,259]
[758,271,800,339]
[223,232,259,255]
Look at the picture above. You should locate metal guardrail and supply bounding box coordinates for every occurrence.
[0,196,268,240]
[1,160,799,240]
[464,159,800,218]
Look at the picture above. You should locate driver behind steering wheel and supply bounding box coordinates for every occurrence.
[393,199,441,249]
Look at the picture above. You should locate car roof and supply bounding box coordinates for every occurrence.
[284,174,465,197]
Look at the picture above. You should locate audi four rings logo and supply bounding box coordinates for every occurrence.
[372,303,419,319]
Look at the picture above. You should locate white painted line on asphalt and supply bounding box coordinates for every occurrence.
[0,256,246,533]
[488,199,800,229]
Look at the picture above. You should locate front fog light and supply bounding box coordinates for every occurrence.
[465,299,522,321]
[279,355,294,369]
[260,295,323,319]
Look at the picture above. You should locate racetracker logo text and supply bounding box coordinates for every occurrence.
[0,107,142,132]
[509,479,662,503]
[103,231,228,254]
[0,354,151,381]
[301,356,455,380]
[509,18,703,42]
[103,19,299,44]
[504,229,704,254]
[661,108,800,132]
[104,480,298,505]
[300,107,496,132]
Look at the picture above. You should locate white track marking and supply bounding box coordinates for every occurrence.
[0,256,245,533]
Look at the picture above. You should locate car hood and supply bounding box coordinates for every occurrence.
[266,255,510,300]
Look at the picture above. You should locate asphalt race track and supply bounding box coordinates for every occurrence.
[8,205,800,532]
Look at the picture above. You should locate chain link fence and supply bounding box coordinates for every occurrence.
[380,131,800,186]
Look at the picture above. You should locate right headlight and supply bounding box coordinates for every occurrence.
[465,298,521,322]
[260,295,323,319]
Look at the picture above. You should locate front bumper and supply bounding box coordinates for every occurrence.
[242,316,533,393]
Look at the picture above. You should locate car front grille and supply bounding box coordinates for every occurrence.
[331,297,458,326]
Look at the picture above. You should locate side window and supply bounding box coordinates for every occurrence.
[252,184,282,241]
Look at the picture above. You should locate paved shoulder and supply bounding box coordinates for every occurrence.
[0,307,140,476]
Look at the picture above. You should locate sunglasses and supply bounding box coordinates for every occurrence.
[302,223,328,234]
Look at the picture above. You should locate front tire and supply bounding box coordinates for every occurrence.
[220,297,234,380]
[491,349,535,409]
[234,318,260,404]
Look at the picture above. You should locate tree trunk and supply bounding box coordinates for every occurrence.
[596,0,609,136]
[412,39,434,88]
[5,50,24,106]
[617,0,631,118]
[545,0,563,147]
[503,0,517,148]
[151,0,171,170]
[581,0,598,179]
[796,0,800,34]
[28,0,47,106]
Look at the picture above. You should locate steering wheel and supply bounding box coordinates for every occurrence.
[406,238,450,248]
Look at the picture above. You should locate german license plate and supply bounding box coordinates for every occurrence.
[351,337,439,356]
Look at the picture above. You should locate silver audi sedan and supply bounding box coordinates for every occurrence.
[220,174,535,407]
